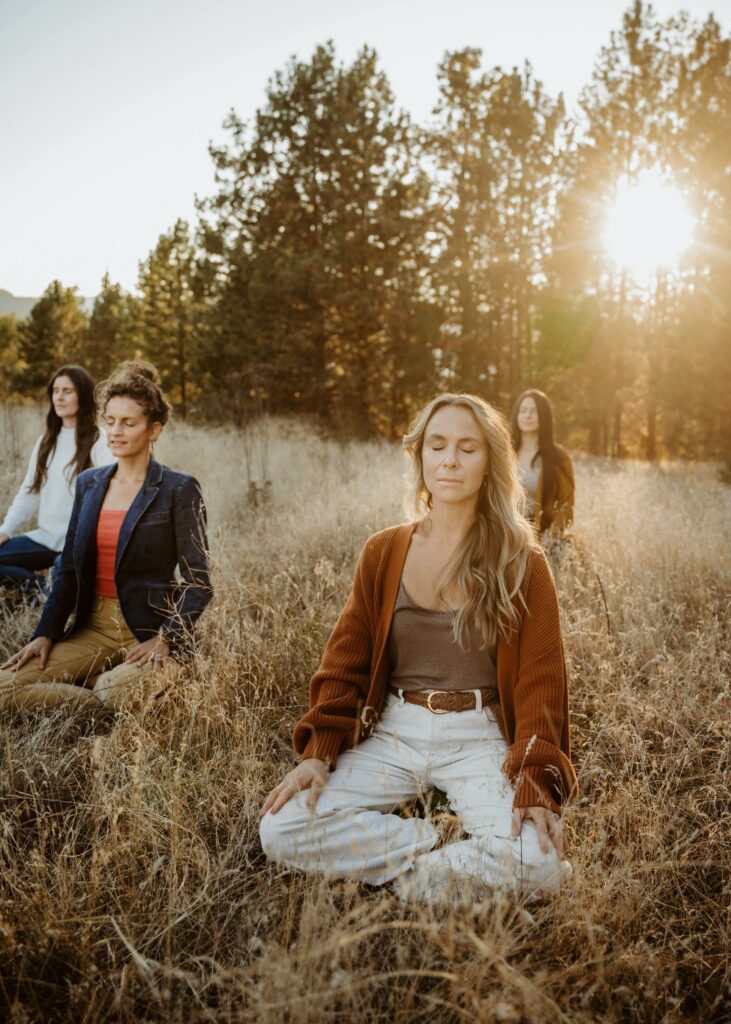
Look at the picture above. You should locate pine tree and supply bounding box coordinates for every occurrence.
[202,43,436,435]
[19,281,87,393]
[0,316,23,398]
[83,273,139,380]
[547,1,730,458]
[428,51,568,405]
[137,220,203,417]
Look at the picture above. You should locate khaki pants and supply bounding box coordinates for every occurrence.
[0,596,166,711]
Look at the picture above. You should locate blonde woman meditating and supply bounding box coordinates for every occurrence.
[260,393,576,903]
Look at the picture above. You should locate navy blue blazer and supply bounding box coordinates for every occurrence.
[34,459,212,657]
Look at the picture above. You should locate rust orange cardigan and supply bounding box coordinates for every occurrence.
[293,523,577,813]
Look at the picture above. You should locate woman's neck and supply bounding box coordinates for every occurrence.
[60,416,77,430]
[519,430,540,453]
[422,501,477,547]
[114,451,151,483]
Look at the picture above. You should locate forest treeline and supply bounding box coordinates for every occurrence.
[1,1,729,459]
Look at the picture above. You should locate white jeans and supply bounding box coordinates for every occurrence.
[260,693,571,903]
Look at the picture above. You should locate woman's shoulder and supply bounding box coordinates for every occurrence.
[76,463,114,489]
[354,523,414,577]
[524,547,559,605]
[155,463,202,491]
[361,522,413,556]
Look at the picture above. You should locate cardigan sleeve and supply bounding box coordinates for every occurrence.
[293,540,377,766]
[503,551,577,812]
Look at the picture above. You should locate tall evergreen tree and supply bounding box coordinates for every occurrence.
[0,316,23,398]
[137,220,203,417]
[19,281,87,392]
[547,1,730,458]
[84,273,139,380]
[428,51,568,405]
[202,43,436,435]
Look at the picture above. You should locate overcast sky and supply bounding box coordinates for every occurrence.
[1,0,727,297]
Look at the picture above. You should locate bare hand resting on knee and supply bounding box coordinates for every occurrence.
[512,806,567,859]
[2,636,54,671]
[123,637,170,666]
[261,758,330,815]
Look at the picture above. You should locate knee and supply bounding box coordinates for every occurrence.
[92,670,116,706]
[506,828,571,895]
[259,806,294,864]
[259,797,312,865]
[259,810,290,865]
[0,664,42,697]
[93,664,139,709]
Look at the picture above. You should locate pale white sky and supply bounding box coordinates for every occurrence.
[0,0,727,296]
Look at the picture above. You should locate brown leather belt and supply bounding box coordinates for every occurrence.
[388,686,499,714]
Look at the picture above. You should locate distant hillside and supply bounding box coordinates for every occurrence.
[0,289,96,319]
[0,289,36,318]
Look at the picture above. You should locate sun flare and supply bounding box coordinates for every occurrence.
[604,170,695,280]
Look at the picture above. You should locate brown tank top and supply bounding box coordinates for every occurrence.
[387,581,497,692]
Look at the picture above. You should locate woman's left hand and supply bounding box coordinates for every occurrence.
[512,806,566,859]
[124,637,171,667]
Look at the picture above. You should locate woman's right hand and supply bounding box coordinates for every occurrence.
[1,636,53,671]
[260,758,330,816]
[0,533,9,546]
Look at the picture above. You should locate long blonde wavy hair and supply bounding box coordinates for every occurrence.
[403,393,538,648]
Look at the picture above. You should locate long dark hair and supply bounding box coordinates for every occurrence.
[31,366,100,493]
[510,388,560,506]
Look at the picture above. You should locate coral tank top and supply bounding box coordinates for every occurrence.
[94,509,127,597]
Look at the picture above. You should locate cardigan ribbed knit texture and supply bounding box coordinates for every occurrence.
[293,523,577,813]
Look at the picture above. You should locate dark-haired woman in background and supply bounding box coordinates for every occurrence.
[511,389,574,536]
[0,361,212,711]
[0,366,114,593]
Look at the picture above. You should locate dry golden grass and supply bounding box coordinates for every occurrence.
[0,407,729,1023]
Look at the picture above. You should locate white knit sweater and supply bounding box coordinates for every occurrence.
[0,428,115,552]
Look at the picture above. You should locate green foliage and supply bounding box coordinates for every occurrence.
[137,220,205,418]
[428,53,569,404]
[0,316,24,398]
[546,1,731,457]
[18,281,87,393]
[10,4,731,457]
[201,43,438,435]
[84,273,139,381]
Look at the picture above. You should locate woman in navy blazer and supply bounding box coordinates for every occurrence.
[0,362,212,711]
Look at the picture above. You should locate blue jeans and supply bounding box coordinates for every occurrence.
[0,535,59,593]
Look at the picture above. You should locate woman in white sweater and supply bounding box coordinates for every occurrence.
[0,365,114,593]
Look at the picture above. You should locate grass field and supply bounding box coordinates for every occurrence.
[0,405,729,1023]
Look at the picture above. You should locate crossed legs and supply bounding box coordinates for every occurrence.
[0,597,159,711]
[260,695,570,902]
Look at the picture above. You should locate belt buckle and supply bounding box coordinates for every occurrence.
[426,690,450,714]
[360,705,379,734]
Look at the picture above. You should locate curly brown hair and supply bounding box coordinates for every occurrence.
[98,361,172,425]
